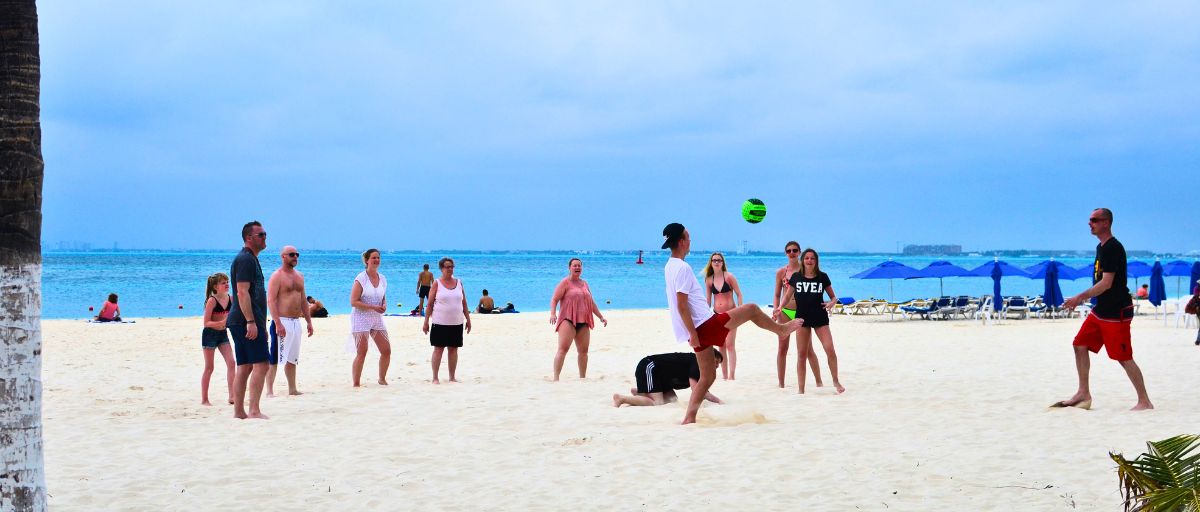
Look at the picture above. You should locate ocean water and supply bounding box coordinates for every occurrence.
[43,250,1185,320]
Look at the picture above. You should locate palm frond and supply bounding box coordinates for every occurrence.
[1111,435,1200,512]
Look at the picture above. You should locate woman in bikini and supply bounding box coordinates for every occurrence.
[200,273,236,405]
[350,248,391,387]
[549,258,608,381]
[704,252,743,380]
[772,241,822,389]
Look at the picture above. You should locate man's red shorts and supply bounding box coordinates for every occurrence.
[1072,312,1133,361]
[693,313,731,353]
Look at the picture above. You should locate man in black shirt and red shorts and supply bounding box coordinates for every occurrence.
[1054,208,1153,411]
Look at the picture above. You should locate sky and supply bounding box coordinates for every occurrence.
[38,1,1200,254]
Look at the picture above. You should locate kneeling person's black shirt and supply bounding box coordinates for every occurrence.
[648,352,701,390]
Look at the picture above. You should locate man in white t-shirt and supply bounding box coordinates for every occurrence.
[661,223,803,425]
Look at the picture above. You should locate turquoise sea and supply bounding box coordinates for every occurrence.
[43,250,1192,320]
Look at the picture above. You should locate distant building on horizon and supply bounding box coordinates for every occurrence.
[903,244,962,256]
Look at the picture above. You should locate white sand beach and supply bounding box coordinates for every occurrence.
[42,310,1200,510]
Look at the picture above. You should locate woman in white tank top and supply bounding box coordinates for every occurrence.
[423,257,472,384]
[350,249,392,387]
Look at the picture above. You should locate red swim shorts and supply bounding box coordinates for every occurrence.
[1072,312,1133,361]
[693,313,731,353]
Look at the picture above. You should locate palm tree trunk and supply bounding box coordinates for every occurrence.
[0,1,46,510]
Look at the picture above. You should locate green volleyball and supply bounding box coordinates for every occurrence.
[741,198,767,224]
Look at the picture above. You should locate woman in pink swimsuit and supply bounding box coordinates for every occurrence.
[549,258,607,381]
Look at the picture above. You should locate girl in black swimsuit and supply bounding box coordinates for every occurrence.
[704,252,743,380]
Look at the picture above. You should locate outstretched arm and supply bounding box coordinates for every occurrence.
[1065,272,1114,310]
[690,379,722,404]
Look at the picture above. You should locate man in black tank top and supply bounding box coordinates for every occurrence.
[1053,208,1153,411]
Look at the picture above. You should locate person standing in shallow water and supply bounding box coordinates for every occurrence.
[704,253,742,380]
[228,221,270,420]
[661,223,803,425]
[416,264,433,314]
[350,248,391,387]
[549,258,607,381]
[1053,208,1153,411]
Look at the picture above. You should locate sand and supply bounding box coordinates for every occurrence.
[41,309,1200,510]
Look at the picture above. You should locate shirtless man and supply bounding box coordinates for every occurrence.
[477,289,498,314]
[266,245,314,396]
[416,264,434,314]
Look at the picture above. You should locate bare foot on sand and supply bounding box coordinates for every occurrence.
[234,410,248,419]
[681,416,697,425]
[612,394,622,407]
[377,379,388,386]
[449,378,460,383]
[1130,401,1154,411]
[201,400,212,406]
[289,390,304,396]
[835,383,846,394]
[432,378,440,385]
[247,411,270,420]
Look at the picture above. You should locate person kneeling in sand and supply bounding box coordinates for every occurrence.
[613,349,724,407]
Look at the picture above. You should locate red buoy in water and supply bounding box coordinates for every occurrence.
[636,250,644,265]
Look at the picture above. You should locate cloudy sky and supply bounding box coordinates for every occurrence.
[39,1,1200,253]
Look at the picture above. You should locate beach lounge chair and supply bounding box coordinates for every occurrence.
[900,299,934,320]
[1003,297,1029,319]
[973,296,995,322]
[832,297,855,315]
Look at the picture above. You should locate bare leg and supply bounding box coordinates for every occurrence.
[814,326,843,393]
[575,327,590,379]
[552,324,575,381]
[448,347,459,382]
[1058,345,1092,406]
[613,392,665,407]
[806,337,823,387]
[720,330,729,378]
[351,333,369,387]
[1118,359,1153,410]
[683,349,717,425]
[373,330,391,385]
[284,363,301,395]
[246,362,269,419]
[217,343,235,404]
[796,328,812,394]
[201,348,215,405]
[723,303,803,336]
[233,364,250,419]
[431,346,445,384]
[776,332,790,388]
[266,364,277,397]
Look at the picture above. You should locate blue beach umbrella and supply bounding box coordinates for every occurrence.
[1163,260,1194,297]
[850,260,919,303]
[1148,261,1167,307]
[1025,260,1083,280]
[1193,262,1200,296]
[969,260,1029,311]
[1043,262,1064,309]
[1127,261,1153,290]
[991,263,1003,310]
[907,260,973,296]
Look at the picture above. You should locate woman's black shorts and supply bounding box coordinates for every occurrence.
[430,323,464,348]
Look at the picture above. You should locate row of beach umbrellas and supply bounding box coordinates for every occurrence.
[851,259,1200,308]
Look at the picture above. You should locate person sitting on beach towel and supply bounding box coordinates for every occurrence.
[612,349,724,407]
[94,293,121,322]
[476,289,499,314]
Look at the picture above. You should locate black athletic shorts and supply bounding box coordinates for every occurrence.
[798,307,830,329]
[430,323,464,348]
[419,285,431,299]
